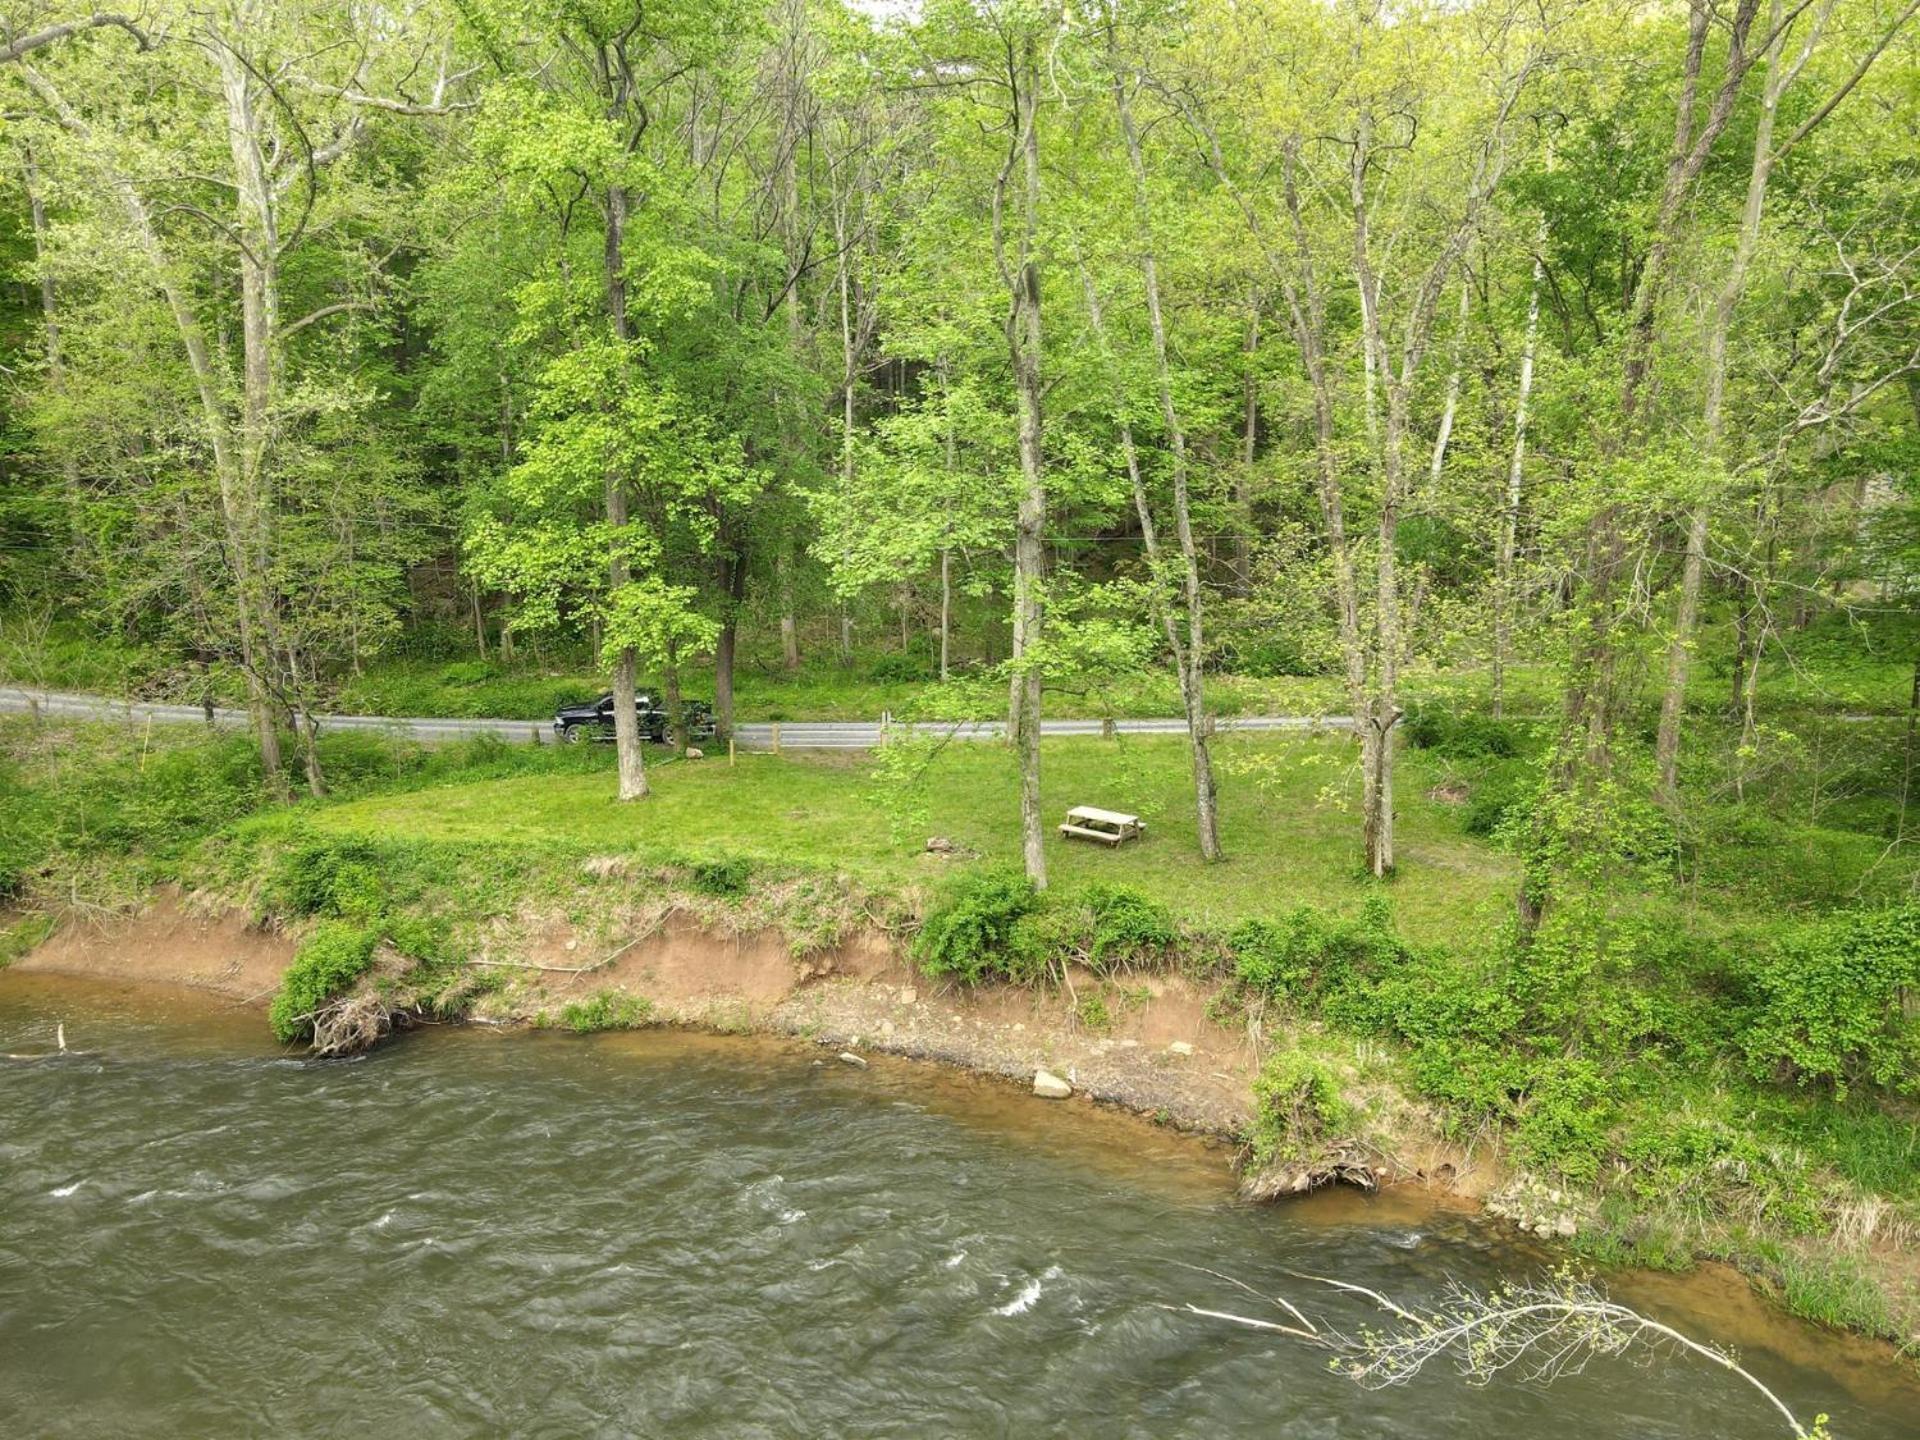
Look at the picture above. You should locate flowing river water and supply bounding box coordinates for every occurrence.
[2,972,1915,1439]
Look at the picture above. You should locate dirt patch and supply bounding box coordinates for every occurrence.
[771,972,1261,1134]
[13,891,293,1002]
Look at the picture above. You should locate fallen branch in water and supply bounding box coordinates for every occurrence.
[1173,1267,1827,1440]
[4,1021,75,1060]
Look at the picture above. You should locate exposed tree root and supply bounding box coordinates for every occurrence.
[307,988,418,1057]
[1239,1140,1380,1200]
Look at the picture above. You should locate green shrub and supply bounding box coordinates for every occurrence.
[1235,895,1412,1012]
[1462,761,1536,838]
[438,660,500,687]
[690,855,752,897]
[1003,904,1079,985]
[0,760,46,898]
[1230,909,1331,999]
[1249,1051,1356,1165]
[1403,704,1523,759]
[1510,1059,1616,1183]
[1615,1112,1818,1229]
[269,922,380,1043]
[914,866,1041,984]
[1741,901,1920,1096]
[82,736,265,857]
[558,990,653,1033]
[384,913,459,966]
[1083,883,1175,967]
[1075,991,1112,1031]
[270,837,388,920]
[0,911,55,968]
[310,730,423,794]
[867,651,933,683]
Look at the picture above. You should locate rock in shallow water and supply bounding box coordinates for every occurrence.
[1032,1069,1072,1099]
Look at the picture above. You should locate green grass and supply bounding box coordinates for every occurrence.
[306,733,1516,941]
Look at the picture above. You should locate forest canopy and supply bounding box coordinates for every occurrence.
[0,0,1917,899]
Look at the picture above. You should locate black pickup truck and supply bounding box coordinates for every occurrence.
[554,692,717,745]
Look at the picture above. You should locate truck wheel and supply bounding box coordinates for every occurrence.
[562,724,585,744]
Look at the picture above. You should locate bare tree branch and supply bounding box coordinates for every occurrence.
[0,11,151,66]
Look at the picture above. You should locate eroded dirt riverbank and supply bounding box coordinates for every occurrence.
[9,896,1482,1192]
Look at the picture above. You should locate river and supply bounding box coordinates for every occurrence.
[2,973,1913,1438]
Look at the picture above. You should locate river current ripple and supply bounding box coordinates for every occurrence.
[0,980,1911,1438]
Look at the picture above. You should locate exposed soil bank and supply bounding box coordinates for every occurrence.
[14,895,295,1002]
[9,896,1489,1197]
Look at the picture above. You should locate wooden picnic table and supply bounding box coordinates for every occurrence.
[1058,806,1145,846]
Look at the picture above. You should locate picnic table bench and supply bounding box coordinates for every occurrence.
[1058,806,1145,846]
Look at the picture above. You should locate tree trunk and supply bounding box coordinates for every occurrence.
[216,49,293,803]
[1657,0,1787,803]
[714,537,746,741]
[1559,0,1762,779]
[997,40,1048,889]
[1234,293,1258,596]
[23,63,292,796]
[778,550,801,670]
[1426,279,1469,493]
[1492,252,1542,720]
[471,580,489,661]
[833,174,862,678]
[604,181,647,800]
[664,638,686,757]
[1111,54,1221,862]
[939,546,952,684]
[297,706,327,799]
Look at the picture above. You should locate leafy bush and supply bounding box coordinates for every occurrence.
[1234,894,1411,1009]
[0,911,55,968]
[914,866,1041,984]
[1230,909,1332,999]
[383,912,459,966]
[0,759,46,898]
[1403,704,1523,759]
[269,922,380,1043]
[558,990,653,1033]
[77,735,265,857]
[1462,761,1536,838]
[1249,1051,1356,1165]
[690,855,752,897]
[1075,991,1112,1031]
[1003,903,1080,985]
[867,651,933,683]
[270,837,388,921]
[1510,1058,1617,1183]
[1742,902,1920,1096]
[1083,883,1175,967]
[437,660,500,687]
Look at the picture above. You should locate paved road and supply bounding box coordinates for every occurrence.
[0,685,1352,750]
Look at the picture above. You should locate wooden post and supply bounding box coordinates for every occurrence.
[772,722,781,755]
[729,736,736,767]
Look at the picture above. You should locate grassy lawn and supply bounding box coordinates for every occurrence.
[308,733,1517,941]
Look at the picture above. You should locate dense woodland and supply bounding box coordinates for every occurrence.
[1,0,1918,886]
